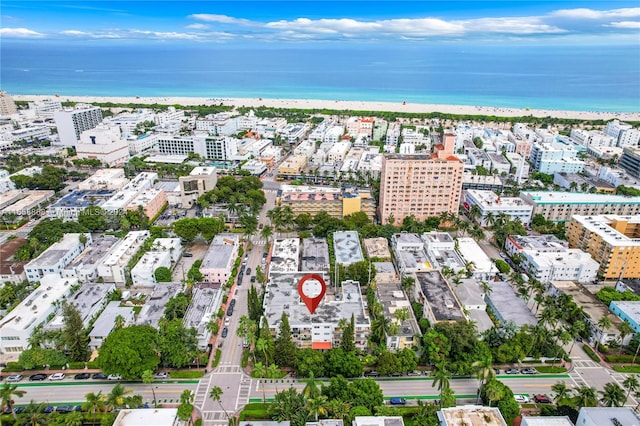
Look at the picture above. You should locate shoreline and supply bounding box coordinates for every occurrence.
[13,94,640,121]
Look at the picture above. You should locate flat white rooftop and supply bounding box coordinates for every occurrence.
[467,189,528,208]
[456,237,493,273]
[571,215,640,247]
[522,191,640,204]
[113,408,177,426]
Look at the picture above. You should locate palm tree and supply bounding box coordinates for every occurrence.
[210,386,230,419]
[623,375,640,404]
[0,383,26,421]
[180,389,194,406]
[106,383,132,410]
[473,356,495,404]
[302,372,321,399]
[575,385,598,408]
[484,380,504,407]
[600,382,626,407]
[619,321,633,346]
[21,401,47,426]
[431,365,451,393]
[305,395,328,422]
[371,316,391,343]
[62,411,84,426]
[327,399,351,420]
[260,224,273,242]
[480,281,492,296]
[83,391,106,424]
[252,362,267,404]
[256,338,269,366]
[142,370,157,408]
[552,382,570,403]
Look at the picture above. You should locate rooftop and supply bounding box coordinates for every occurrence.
[521,416,574,426]
[68,235,119,268]
[352,416,404,426]
[50,190,115,209]
[578,407,640,425]
[102,231,150,267]
[521,191,640,205]
[467,309,494,333]
[2,190,54,215]
[136,284,181,328]
[508,235,568,252]
[486,281,538,327]
[570,215,640,247]
[47,283,114,329]
[363,237,391,260]
[438,406,507,426]
[466,189,528,208]
[183,287,222,336]
[376,282,420,337]
[416,271,465,322]
[333,231,364,266]
[27,233,85,268]
[113,408,178,426]
[89,301,134,338]
[301,237,330,272]
[271,238,301,273]
[0,237,27,276]
[553,281,622,332]
[264,273,369,329]
[189,166,216,176]
[456,237,493,274]
[201,234,239,271]
[422,232,454,245]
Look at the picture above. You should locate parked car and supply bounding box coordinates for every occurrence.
[221,327,228,338]
[364,370,380,377]
[44,406,56,414]
[390,372,403,377]
[514,395,530,403]
[183,253,193,257]
[533,394,552,404]
[48,373,65,381]
[229,299,236,308]
[505,368,520,374]
[13,406,25,414]
[389,398,407,405]
[246,268,252,276]
[520,368,538,375]
[29,374,47,381]
[56,406,76,414]
[92,373,107,380]
[250,276,256,283]
[74,373,90,380]
[262,252,268,258]
[226,307,234,316]
[406,371,421,376]
[154,372,169,380]
[6,375,23,382]
[107,374,122,381]
[224,317,231,326]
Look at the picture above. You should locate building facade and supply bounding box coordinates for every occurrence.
[521,191,640,222]
[276,185,376,221]
[76,125,130,166]
[178,166,217,208]
[53,105,103,146]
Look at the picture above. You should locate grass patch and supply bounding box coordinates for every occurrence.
[613,365,640,373]
[583,345,600,362]
[536,366,567,373]
[170,370,205,379]
[212,349,222,368]
[239,402,270,421]
[241,349,250,368]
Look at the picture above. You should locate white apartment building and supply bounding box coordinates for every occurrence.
[241,159,268,176]
[255,117,285,134]
[488,153,511,175]
[201,234,239,284]
[327,141,352,163]
[27,99,62,118]
[530,142,585,174]
[63,235,120,283]
[505,152,530,184]
[323,126,345,144]
[53,105,103,146]
[571,129,616,147]
[76,124,130,166]
[513,123,536,142]
[131,251,172,287]
[154,106,184,126]
[604,120,640,148]
[127,133,158,154]
[101,172,158,212]
[89,301,135,350]
[0,275,76,355]
[24,233,92,282]
[156,134,206,157]
[523,249,599,283]
[357,148,383,177]
[184,287,224,350]
[78,168,129,191]
[294,139,316,157]
[98,230,150,284]
[279,123,309,143]
[535,128,557,144]
[464,189,533,226]
[11,125,51,143]
[386,122,401,145]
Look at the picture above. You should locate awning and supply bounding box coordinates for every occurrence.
[312,341,332,350]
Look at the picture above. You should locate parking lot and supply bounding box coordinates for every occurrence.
[171,241,210,282]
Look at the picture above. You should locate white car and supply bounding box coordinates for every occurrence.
[154,372,169,380]
[107,374,122,381]
[224,317,231,326]
[48,373,65,381]
[514,395,530,403]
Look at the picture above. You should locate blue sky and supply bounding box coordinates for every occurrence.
[1,1,639,44]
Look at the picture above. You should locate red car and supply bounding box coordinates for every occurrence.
[533,394,551,404]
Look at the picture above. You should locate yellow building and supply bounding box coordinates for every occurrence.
[277,154,308,177]
[277,185,376,221]
[567,214,640,279]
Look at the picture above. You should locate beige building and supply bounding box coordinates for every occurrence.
[76,125,129,166]
[277,154,308,177]
[567,215,640,279]
[379,139,463,223]
[178,166,217,208]
[0,91,17,115]
[520,191,640,222]
[78,168,129,191]
[363,237,392,260]
[276,185,376,221]
[126,188,167,219]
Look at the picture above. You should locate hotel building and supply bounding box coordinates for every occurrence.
[463,189,533,226]
[620,147,640,178]
[53,105,103,146]
[276,185,376,221]
[566,215,640,279]
[76,124,130,166]
[520,191,640,222]
[378,136,464,224]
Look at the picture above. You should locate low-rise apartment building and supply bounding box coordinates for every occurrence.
[375,281,421,351]
[277,154,308,177]
[48,190,115,221]
[463,189,533,226]
[89,301,135,350]
[520,191,640,222]
[414,271,466,324]
[566,215,640,279]
[76,124,130,167]
[200,234,239,284]
[333,231,364,267]
[77,168,129,191]
[126,188,167,219]
[276,185,376,221]
[63,235,120,283]
[184,286,224,350]
[24,233,92,282]
[98,230,150,284]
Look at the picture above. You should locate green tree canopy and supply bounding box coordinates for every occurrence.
[154,266,172,282]
[96,325,160,379]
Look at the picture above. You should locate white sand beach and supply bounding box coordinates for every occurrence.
[14,94,640,121]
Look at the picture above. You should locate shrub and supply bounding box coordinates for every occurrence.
[613,365,640,373]
[2,362,24,372]
[86,361,100,369]
[68,362,86,370]
[170,371,205,379]
[583,345,600,362]
[495,259,510,274]
[604,354,637,363]
[240,403,270,421]
[536,366,567,373]
[212,349,222,368]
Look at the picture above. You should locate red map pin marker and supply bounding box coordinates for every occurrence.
[298,274,327,315]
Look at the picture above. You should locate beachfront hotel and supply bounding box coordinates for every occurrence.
[566,215,640,279]
[378,134,463,224]
[53,104,103,147]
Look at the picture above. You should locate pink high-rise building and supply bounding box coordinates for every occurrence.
[379,148,464,224]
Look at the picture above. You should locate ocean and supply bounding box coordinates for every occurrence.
[1,42,639,112]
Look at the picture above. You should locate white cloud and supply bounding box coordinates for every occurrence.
[457,17,566,35]
[189,14,252,26]
[60,30,90,36]
[130,30,202,40]
[185,23,210,30]
[552,7,640,20]
[607,21,640,29]
[0,27,44,38]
